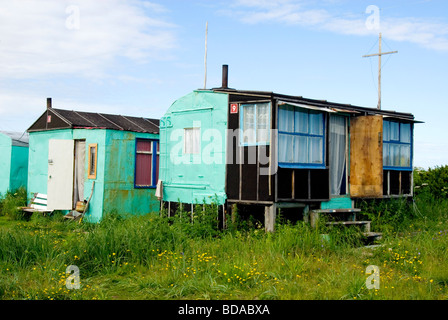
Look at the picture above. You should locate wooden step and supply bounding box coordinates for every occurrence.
[309,208,361,228]
[312,208,361,214]
[64,210,82,220]
[363,232,383,245]
[326,220,371,233]
[363,232,382,240]
[326,221,370,226]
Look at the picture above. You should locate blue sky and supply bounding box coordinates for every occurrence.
[0,0,447,169]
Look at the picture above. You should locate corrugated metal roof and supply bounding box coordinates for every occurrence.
[213,88,417,121]
[28,108,159,134]
[0,131,29,147]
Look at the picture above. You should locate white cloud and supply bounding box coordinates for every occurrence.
[226,0,448,52]
[0,0,177,79]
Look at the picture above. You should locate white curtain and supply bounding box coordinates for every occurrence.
[309,136,323,164]
[278,105,294,132]
[184,128,200,154]
[73,140,86,205]
[279,106,325,166]
[309,112,323,135]
[184,129,193,153]
[294,110,308,134]
[279,134,294,163]
[383,120,411,168]
[242,105,256,144]
[329,115,346,195]
[256,103,270,144]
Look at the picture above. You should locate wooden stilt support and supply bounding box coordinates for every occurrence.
[265,203,277,233]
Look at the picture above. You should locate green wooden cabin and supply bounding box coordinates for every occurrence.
[0,131,29,196]
[160,66,420,230]
[27,98,160,223]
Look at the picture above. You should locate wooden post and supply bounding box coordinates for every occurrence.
[310,210,319,228]
[378,32,382,110]
[203,21,208,89]
[365,221,371,233]
[168,201,171,217]
[362,33,398,110]
[265,204,277,233]
[303,205,310,223]
[221,204,225,230]
[231,203,237,225]
[223,203,230,230]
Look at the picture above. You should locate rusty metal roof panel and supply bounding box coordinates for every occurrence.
[28,108,160,134]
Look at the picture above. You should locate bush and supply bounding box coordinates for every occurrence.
[414,165,448,199]
[357,197,417,234]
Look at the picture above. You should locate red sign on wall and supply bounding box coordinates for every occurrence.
[230,104,238,114]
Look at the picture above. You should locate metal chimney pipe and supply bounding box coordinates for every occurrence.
[47,97,52,109]
[222,64,228,89]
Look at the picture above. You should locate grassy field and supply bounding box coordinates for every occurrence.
[0,187,447,300]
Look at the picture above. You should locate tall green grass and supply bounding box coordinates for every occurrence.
[0,187,28,220]
[0,187,447,300]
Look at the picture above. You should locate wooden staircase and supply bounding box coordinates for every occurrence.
[309,208,382,244]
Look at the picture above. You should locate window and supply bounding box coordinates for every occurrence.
[135,139,159,188]
[184,128,200,154]
[278,105,325,168]
[383,120,412,170]
[240,103,270,146]
[87,143,97,179]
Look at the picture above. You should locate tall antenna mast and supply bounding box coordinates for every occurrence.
[362,33,398,110]
[204,21,208,89]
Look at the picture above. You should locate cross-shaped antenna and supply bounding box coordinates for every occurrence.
[363,33,398,110]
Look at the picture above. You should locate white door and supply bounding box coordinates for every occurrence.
[47,139,75,210]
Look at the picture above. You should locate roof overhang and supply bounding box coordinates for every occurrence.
[278,101,337,113]
[382,115,424,123]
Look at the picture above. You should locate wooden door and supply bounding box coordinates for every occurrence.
[47,139,74,210]
[349,115,383,198]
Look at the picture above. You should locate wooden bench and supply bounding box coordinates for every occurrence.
[20,193,53,215]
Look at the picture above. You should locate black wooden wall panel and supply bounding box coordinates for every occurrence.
[241,147,258,200]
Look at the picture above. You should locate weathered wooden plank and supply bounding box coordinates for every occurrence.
[33,198,47,205]
[30,203,49,211]
[313,208,361,213]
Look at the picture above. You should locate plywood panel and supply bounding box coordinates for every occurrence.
[349,115,383,198]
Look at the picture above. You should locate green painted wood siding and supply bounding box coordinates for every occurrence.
[0,133,29,195]
[0,133,13,195]
[102,130,160,217]
[27,128,159,223]
[160,90,228,205]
